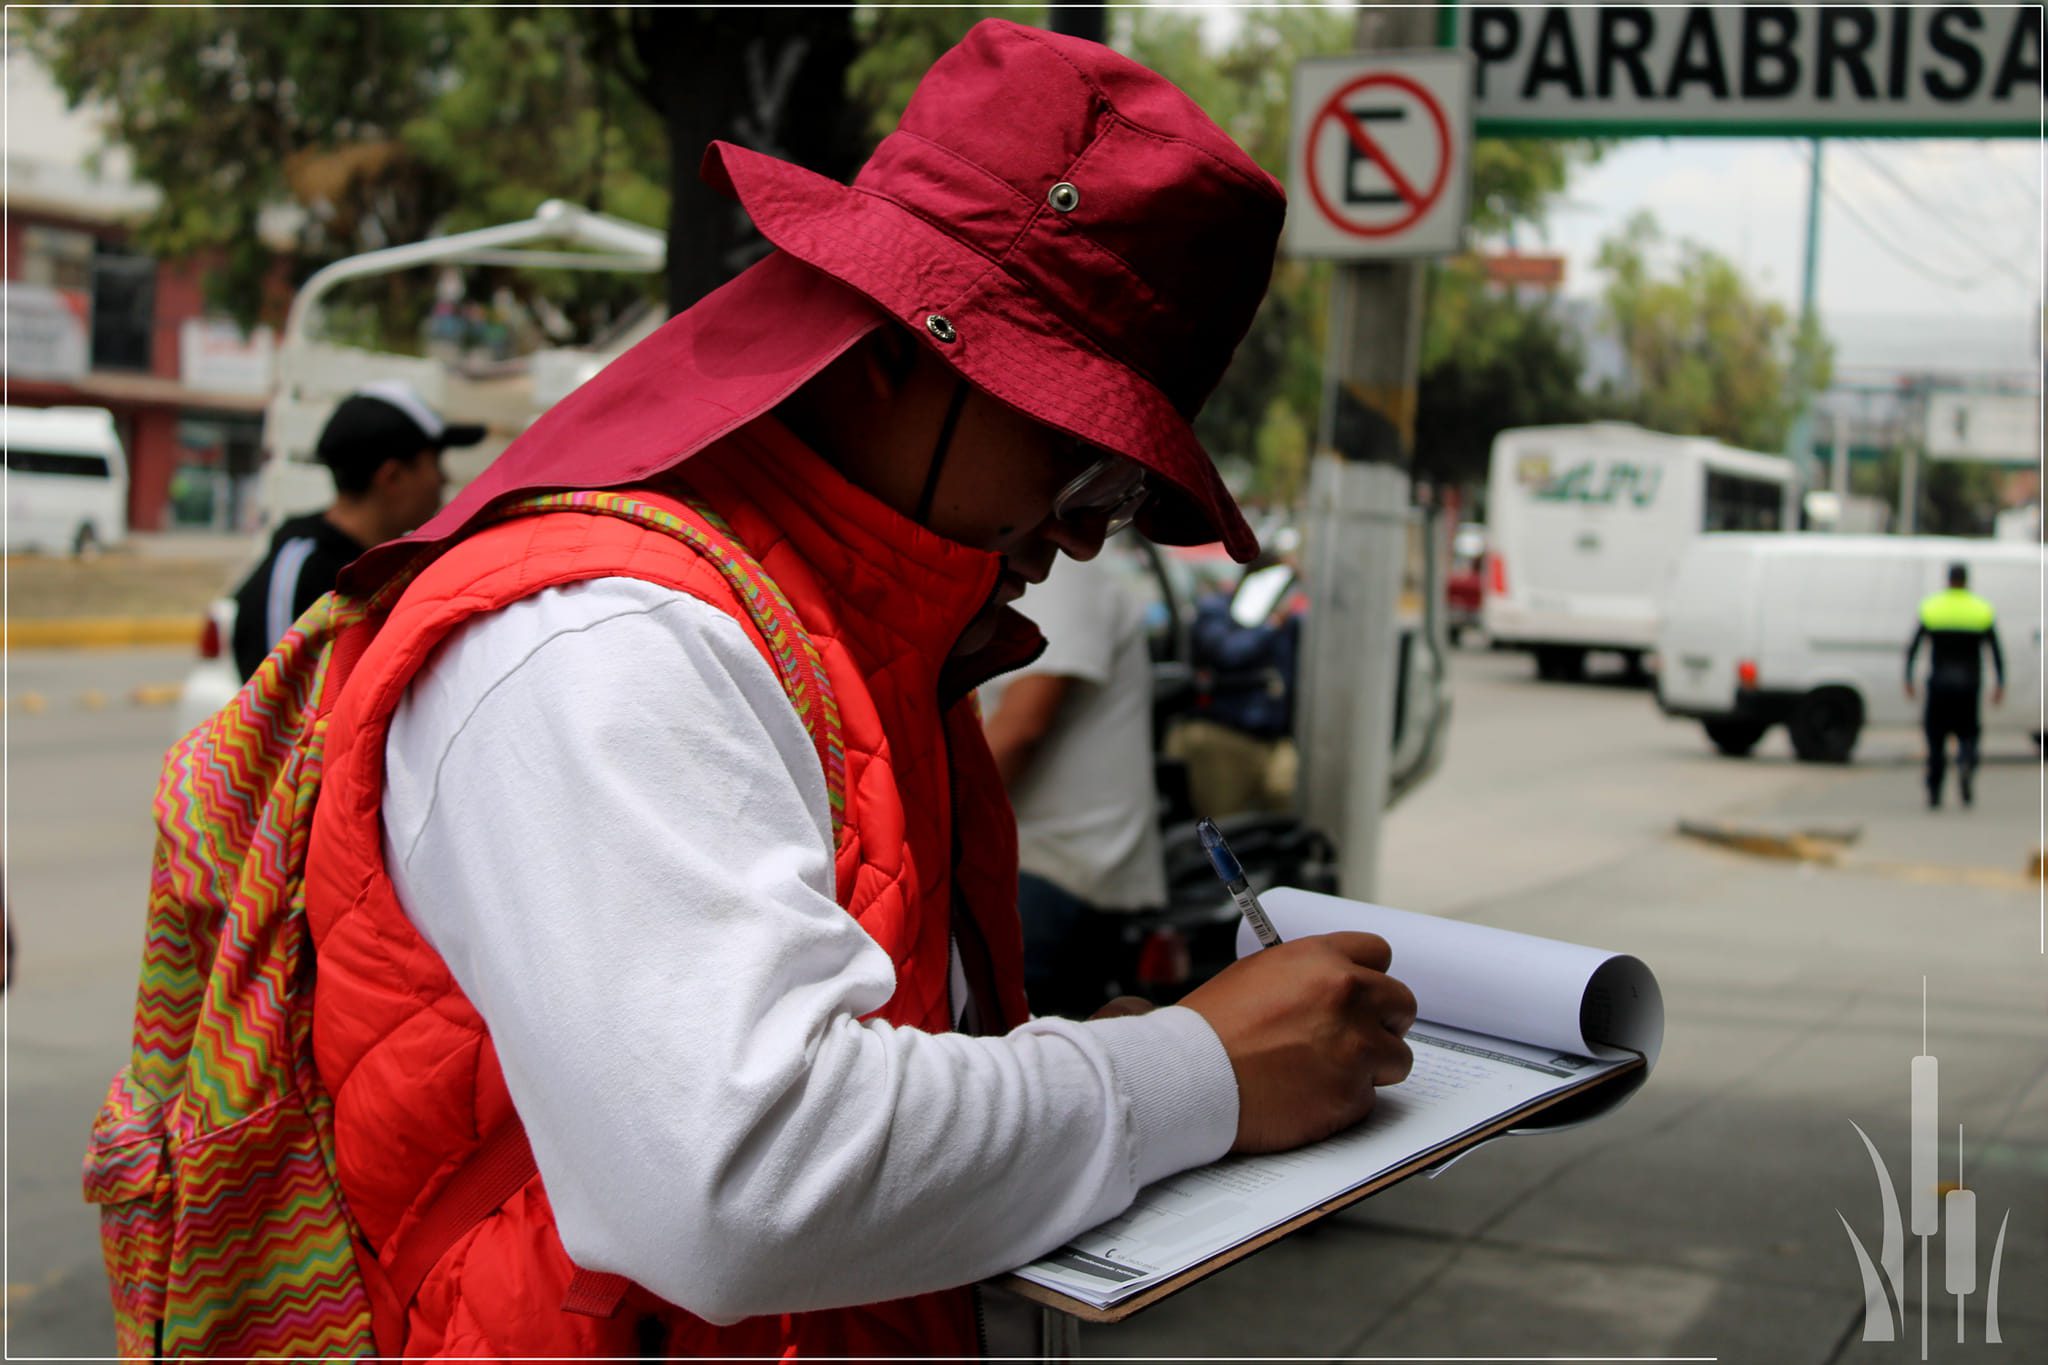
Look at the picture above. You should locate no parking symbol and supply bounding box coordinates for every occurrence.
[1288,51,1473,259]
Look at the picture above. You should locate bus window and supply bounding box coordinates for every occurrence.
[1703,472,1783,532]
[5,448,114,479]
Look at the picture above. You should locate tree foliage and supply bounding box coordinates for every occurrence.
[28,2,1626,497]
[1415,260,1589,488]
[23,7,667,343]
[1591,211,1834,453]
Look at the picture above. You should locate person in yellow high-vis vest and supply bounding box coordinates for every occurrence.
[1905,563,2006,808]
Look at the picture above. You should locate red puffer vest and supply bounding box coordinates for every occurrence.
[304,419,1037,1359]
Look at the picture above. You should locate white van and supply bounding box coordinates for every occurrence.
[4,404,129,555]
[1483,423,1794,679]
[1656,534,2044,762]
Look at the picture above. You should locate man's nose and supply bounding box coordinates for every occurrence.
[1041,515,1106,562]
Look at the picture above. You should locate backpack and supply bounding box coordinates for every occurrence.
[82,490,846,1359]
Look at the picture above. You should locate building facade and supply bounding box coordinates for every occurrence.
[5,52,272,534]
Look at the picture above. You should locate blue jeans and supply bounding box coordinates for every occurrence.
[1017,872,1101,1017]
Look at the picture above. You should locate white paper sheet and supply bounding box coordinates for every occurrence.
[1012,1022,1634,1308]
[1236,887,1664,1067]
[1009,888,1665,1309]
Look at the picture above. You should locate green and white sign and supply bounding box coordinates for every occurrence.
[1443,4,2042,138]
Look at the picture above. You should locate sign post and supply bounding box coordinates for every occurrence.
[1289,34,1471,900]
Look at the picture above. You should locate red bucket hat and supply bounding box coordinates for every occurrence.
[349,19,1280,593]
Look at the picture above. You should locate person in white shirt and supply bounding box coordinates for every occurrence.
[984,552,1167,1015]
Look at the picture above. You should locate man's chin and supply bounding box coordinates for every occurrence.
[950,603,1003,657]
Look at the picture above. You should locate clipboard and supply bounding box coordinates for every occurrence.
[990,1054,1645,1324]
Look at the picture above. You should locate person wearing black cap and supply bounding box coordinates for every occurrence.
[230,382,481,680]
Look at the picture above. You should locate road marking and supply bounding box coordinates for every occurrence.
[2,686,183,712]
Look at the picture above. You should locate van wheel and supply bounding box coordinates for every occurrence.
[1703,719,1769,757]
[1535,646,1585,682]
[72,524,101,559]
[1788,688,1862,763]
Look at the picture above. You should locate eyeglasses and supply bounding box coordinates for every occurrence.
[1052,452,1149,538]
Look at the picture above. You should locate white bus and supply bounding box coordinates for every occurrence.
[1482,423,1795,680]
[3,404,129,556]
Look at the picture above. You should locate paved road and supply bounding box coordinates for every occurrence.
[5,645,2041,1359]
[7,649,190,1352]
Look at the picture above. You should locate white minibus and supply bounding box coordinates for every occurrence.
[4,404,129,555]
[1483,423,1794,679]
[1656,534,2043,762]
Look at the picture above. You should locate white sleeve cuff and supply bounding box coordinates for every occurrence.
[1087,1005,1240,1187]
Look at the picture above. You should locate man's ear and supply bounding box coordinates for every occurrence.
[369,449,428,498]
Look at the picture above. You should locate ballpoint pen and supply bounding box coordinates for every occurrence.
[1196,817,1284,951]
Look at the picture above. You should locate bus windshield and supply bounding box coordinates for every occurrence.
[1702,471,1784,532]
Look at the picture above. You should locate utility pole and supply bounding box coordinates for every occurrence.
[1830,406,1851,519]
[1785,140,1825,489]
[1294,1,1441,900]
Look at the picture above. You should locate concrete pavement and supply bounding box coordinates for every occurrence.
[1081,650,2044,1361]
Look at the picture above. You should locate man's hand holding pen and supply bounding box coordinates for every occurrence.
[1181,933,1416,1154]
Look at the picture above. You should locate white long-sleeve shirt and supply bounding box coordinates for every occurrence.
[381,576,1240,1323]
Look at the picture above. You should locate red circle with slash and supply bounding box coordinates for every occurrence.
[1304,72,1453,239]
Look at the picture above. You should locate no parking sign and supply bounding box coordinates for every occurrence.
[1287,50,1474,259]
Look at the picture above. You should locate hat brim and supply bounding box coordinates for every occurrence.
[436,421,487,449]
[704,140,1257,562]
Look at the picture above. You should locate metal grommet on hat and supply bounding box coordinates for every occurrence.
[924,313,958,344]
[1048,181,1080,213]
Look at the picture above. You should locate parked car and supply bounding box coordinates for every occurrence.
[1484,423,1795,680]
[1656,534,2044,761]
[4,404,128,556]
[1446,521,1486,645]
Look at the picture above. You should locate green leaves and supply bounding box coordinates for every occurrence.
[1593,211,1833,454]
[23,7,666,341]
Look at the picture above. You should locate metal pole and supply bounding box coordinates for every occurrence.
[1784,140,1825,482]
[1830,407,1851,521]
[1293,2,1438,899]
[1900,381,1925,535]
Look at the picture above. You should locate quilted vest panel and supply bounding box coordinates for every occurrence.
[305,432,1031,1359]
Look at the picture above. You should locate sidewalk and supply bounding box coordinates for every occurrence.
[5,534,247,649]
[1747,747,2041,878]
[1085,756,2045,1361]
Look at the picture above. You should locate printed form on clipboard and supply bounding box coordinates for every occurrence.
[1000,887,1666,1319]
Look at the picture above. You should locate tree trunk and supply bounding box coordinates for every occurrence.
[632,8,860,316]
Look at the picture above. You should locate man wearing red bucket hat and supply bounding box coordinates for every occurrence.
[305,20,1414,1357]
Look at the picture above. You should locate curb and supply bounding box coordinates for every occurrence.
[4,617,198,650]
[1679,818,2042,890]
[1675,818,1861,864]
